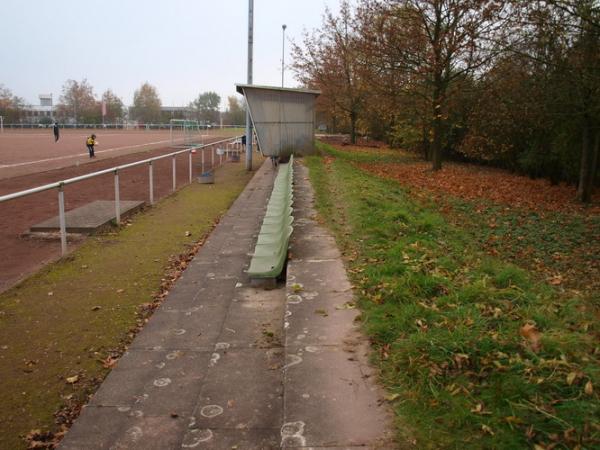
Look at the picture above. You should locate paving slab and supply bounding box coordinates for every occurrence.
[281,163,393,449]
[128,303,227,351]
[191,348,284,430]
[283,344,384,447]
[290,234,341,259]
[30,199,144,234]
[89,349,211,416]
[181,427,281,449]
[58,407,188,450]
[218,287,285,348]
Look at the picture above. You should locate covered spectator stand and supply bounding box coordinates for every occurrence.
[235,84,320,158]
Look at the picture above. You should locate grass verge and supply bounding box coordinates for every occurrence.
[0,162,256,450]
[306,142,599,449]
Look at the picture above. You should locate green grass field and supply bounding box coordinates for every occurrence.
[306,142,599,449]
[0,162,257,450]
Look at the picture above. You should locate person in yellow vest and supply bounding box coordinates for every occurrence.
[86,134,98,158]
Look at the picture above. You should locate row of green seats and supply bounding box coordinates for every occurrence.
[248,156,295,279]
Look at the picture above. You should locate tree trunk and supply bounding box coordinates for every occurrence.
[431,82,443,171]
[592,130,599,187]
[422,123,430,161]
[576,121,598,203]
[350,110,357,144]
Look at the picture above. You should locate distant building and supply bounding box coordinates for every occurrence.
[160,106,193,120]
[125,105,194,124]
[22,94,54,124]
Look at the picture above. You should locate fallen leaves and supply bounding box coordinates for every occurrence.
[566,372,578,386]
[548,275,563,286]
[25,427,67,450]
[384,393,400,402]
[356,160,599,214]
[415,318,428,332]
[335,301,356,310]
[65,375,79,384]
[520,323,543,353]
[102,356,118,369]
[481,424,495,435]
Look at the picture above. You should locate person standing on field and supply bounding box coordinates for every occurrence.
[86,134,98,158]
[53,122,60,142]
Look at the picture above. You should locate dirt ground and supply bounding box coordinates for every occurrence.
[0,131,245,292]
[0,128,225,179]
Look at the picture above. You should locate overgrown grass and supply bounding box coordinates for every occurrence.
[443,200,600,296]
[306,142,599,449]
[0,162,256,450]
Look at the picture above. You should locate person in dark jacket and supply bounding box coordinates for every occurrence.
[86,134,97,158]
[53,122,60,142]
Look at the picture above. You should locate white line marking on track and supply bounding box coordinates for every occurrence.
[0,139,176,169]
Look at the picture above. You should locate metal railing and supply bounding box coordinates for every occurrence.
[0,136,244,256]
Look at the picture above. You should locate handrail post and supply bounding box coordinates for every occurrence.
[211,145,215,169]
[148,161,154,205]
[188,150,192,184]
[114,169,121,225]
[172,155,177,192]
[58,183,67,256]
[201,148,205,173]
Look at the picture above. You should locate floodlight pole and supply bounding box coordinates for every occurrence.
[245,0,254,171]
[282,24,287,88]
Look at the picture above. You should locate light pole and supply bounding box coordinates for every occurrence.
[281,24,287,88]
[245,0,254,171]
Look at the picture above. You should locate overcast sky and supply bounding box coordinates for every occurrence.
[0,0,341,108]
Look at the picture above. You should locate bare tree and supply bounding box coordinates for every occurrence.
[57,79,98,124]
[508,0,600,202]
[366,0,509,170]
[189,92,221,124]
[223,96,246,126]
[132,82,162,123]
[101,90,125,123]
[293,1,365,144]
[0,85,25,123]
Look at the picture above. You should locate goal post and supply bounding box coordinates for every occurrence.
[169,119,200,147]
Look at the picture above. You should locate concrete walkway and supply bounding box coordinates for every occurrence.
[59,160,392,449]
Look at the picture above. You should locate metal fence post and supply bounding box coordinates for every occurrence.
[211,145,215,169]
[172,155,177,192]
[188,150,192,184]
[58,183,67,255]
[148,161,154,205]
[114,169,121,224]
[201,148,205,173]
